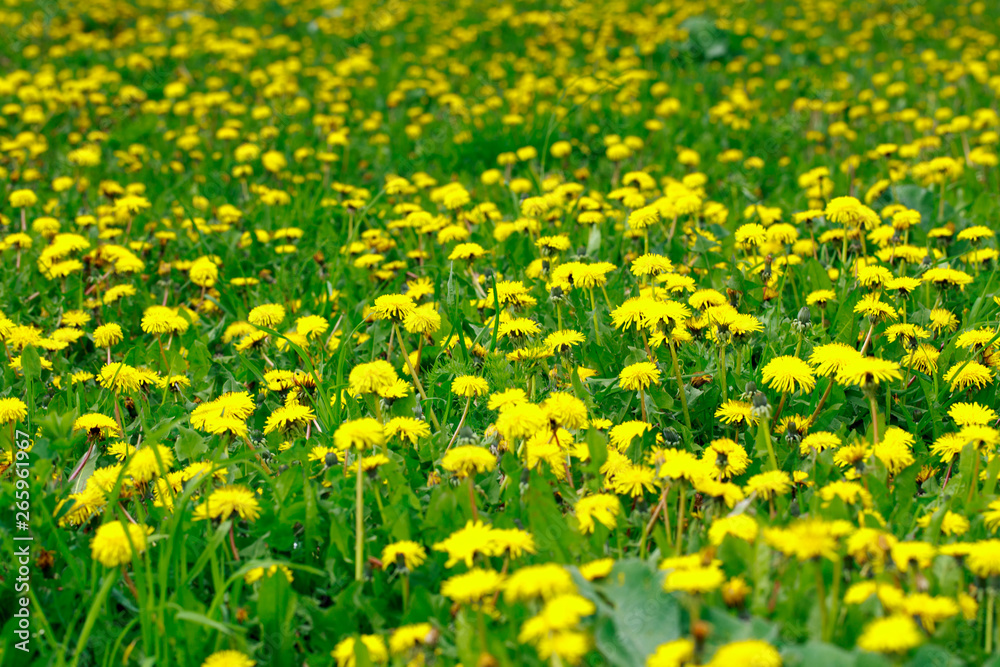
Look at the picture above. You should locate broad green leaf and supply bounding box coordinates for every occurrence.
[21,345,41,381]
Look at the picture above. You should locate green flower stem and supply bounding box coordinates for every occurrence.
[939,181,947,223]
[601,286,613,310]
[815,561,826,641]
[788,265,800,306]
[859,322,875,356]
[688,596,701,629]
[776,266,789,316]
[228,523,240,562]
[68,571,117,667]
[987,589,996,654]
[995,590,1000,658]
[157,335,168,371]
[467,476,479,521]
[112,395,126,440]
[489,556,512,609]
[968,453,981,505]
[808,380,833,427]
[385,323,395,362]
[900,358,912,412]
[718,345,728,403]
[639,493,666,559]
[373,480,387,523]
[589,288,602,346]
[760,416,778,471]
[840,231,849,273]
[772,392,787,428]
[355,452,364,582]
[476,608,489,660]
[869,393,880,446]
[825,556,843,643]
[446,397,472,451]
[885,380,892,430]
[27,587,59,655]
[668,341,692,438]
[675,484,687,556]
[639,388,648,423]
[241,435,272,475]
[393,323,440,431]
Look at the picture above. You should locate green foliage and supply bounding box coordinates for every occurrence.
[1,0,1000,666]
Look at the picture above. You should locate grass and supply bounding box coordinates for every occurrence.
[2,0,1000,666]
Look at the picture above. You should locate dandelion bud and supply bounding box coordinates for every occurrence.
[726,286,741,308]
[477,652,499,667]
[793,306,812,333]
[862,377,878,399]
[751,391,771,419]
[457,425,476,445]
[324,451,339,468]
[663,427,680,445]
[784,421,801,444]
[395,552,410,572]
[692,619,712,645]
[722,577,750,609]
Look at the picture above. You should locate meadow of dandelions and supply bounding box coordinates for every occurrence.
[4,0,1000,666]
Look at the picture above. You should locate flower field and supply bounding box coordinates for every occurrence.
[4,0,1000,664]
